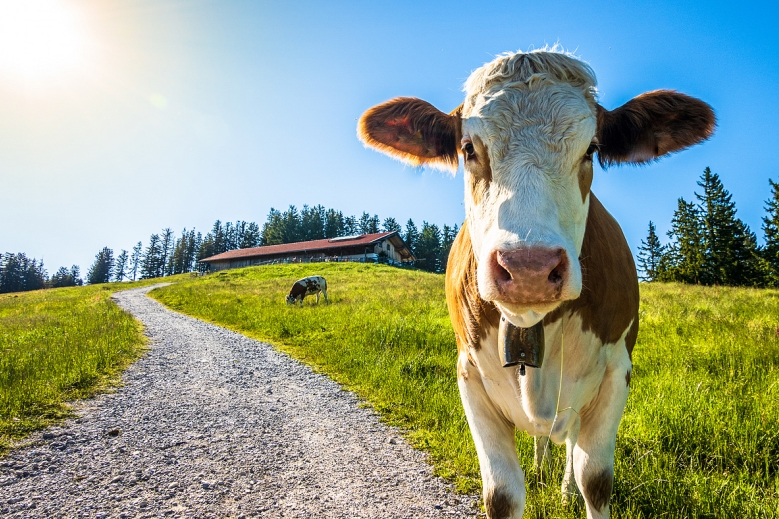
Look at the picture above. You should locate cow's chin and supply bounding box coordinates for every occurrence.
[494,300,562,328]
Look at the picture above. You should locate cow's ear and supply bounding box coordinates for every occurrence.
[596,90,715,166]
[358,97,461,171]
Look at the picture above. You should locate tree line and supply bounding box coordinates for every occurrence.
[637,167,779,287]
[1,205,460,293]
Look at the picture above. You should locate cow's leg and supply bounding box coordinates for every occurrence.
[561,416,582,505]
[322,288,328,303]
[572,360,630,519]
[458,352,525,519]
[315,292,320,304]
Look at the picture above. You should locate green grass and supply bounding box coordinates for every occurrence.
[151,264,779,518]
[0,276,186,453]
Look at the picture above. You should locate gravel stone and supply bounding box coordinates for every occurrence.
[0,284,478,518]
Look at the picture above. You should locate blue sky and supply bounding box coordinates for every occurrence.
[1,0,778,274]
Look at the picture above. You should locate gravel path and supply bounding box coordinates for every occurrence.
[0,285,478,518]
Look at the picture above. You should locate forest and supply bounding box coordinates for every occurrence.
[637,168,779,287]
[0,206,459,293]
[4,167,778,294]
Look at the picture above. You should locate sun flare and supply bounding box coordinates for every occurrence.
[0,0,92,82]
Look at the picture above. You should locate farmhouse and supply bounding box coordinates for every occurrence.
[199,231,415,271]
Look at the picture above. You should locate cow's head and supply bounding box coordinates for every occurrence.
[285,294,297,305]
[358,49,714,326]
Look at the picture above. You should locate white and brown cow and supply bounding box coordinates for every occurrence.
[358,49,714,519]
[285,275,328,306]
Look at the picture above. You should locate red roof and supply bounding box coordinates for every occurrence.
[200,232,400,262]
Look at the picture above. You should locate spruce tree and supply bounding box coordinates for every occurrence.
[661,198,705,284]
[130,242,142,281]
[140,235,162,279]
[695,167,765,286]
[637,221,664,281]
[404,219,419,261]
[239,222,261,248]
[440,224,459,272]
[87,247,114,284]
[300,205,326,241]
[763,178,779,286]
[382,217,402,233]
[160,228,175,277]
[415,222,442,272]
[324,209,345,238]
[343,215,359,236]
[113,250,129,282]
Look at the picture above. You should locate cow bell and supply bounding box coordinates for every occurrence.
[499,316,545,376]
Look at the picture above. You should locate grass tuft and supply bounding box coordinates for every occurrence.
[0,277,185,453]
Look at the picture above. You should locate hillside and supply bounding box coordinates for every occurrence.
[151,263,779,518]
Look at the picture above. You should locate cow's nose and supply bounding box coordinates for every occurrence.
[489,247,568,304]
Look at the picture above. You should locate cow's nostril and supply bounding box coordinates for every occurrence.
[494,260,512,282]
[547,254,567,285]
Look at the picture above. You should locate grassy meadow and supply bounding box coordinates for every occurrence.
[151,264,779,518]
[0,276,185,453]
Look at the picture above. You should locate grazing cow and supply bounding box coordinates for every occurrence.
[286,275,328,306]
[358,48,714,519]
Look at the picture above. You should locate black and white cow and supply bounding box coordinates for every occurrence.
[285,276,328,306]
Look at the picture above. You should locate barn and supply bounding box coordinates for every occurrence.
[199,231,415,272]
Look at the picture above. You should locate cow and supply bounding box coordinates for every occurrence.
[285,275,328,306]
[358,48,714,519]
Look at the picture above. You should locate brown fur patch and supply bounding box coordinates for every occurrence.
[545,194,640,355]
[485,487,513,519]
[358,97,461,170]
[446,222,500,352]
[466,136,492,205]
[625,369,632,387]
[596,90,715,166]
[582,468,613,512]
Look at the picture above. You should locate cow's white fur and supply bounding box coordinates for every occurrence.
[462,49,597,323]
[461,311,633,518]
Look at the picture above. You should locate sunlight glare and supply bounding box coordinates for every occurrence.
[0,0,92,82]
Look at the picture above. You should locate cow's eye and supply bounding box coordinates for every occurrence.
[462,141,476,159]
[584,142,599,160]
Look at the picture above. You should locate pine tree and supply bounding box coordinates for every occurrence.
[660,198,705,284]
[637,221,664,281]
[763,178,779,286]
[238,222,261,248]
[404,219,419,261]
[300,205,326,241]
[171,230,191,275]
[159,228,175,277]
[113,250,129,282]
[140,235,162,279]
[382,217,402,233]
[50,265,82,287]
[415,222,442,272]
[324,209,345,238]
[440,224,459,272]
[70,265,83,286]
[343,215,358,236]
[130,242,142,281]
[359,212,381,234]
[87,247,114,284]
[695,167,765,286]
